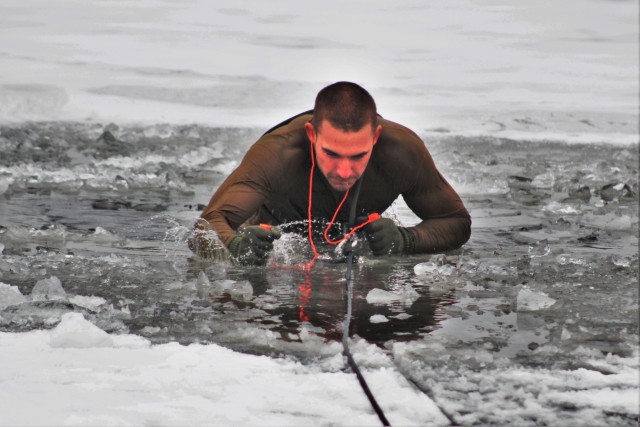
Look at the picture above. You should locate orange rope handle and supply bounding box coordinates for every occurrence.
[324,212,380,245]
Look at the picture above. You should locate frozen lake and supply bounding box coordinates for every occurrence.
[0,0,638,425]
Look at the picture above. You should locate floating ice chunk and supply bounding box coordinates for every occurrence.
[414,262,438,275]
[367,289,398,304]
[582,213,634,230]
[142,124,173,139]
[0,177,10,195]
[507,175,532,191]
[195,271,210,298]
[68,295,107,312]
[0,242,4,254]
[604,215,632,231]
[92,226,111,235]
[196,271,210,287]
[438,264,456,275]
[211,279,253,301]
[611,256,631,267]
[31,276,68,302]
[369,314,389,323]
[528,239,550,258]
[366,285,419,306]
[414,262,456,276]
[212,160,239,175]
[140,326,164,336]
[391,313,413,320]
[474,350,494,364]
[543,201,580,214]
[556,254,587,266]
[0,282,27,309]
[531,172,555,189]
[88,227,121,243]
[212,279,235,293]
[49,313,114,348]
[517,288,556,311]
[179,146,225,166]
[229,280,253,301]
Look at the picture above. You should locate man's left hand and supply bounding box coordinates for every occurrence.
[359,217,406,256]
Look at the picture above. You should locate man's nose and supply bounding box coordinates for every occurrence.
[335,159,352,178]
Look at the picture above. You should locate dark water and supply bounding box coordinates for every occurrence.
[0,122,638,424]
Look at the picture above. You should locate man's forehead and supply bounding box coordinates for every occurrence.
[315,118,376,135]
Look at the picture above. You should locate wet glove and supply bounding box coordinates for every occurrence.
[227,225,281,266]
[357,217,412,256]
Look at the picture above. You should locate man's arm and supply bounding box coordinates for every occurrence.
[402,146,471,254]
[368,120,471,254]
[189,141,277,260]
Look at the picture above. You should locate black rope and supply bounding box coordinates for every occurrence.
[341,179,391,427]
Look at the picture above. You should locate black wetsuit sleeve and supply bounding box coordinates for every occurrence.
[197,141,276,248]
[397,131,471,253]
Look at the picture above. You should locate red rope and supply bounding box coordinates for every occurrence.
[304,141,380,269]
[302,139,323,270]
[272,139,379,271]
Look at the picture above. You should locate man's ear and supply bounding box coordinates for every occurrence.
[372,125,382,146]
[304,122,316,144]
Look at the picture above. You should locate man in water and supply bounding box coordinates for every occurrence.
[190,81,471,265]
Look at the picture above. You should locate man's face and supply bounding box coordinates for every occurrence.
[305,120,382,192]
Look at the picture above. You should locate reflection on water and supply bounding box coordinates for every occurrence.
[200,261,458,346]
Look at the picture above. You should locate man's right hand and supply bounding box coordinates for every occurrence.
[227,225,281,266]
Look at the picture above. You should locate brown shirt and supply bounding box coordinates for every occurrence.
[198,112,471,254]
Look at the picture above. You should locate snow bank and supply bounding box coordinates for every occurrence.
[0,313,449,426]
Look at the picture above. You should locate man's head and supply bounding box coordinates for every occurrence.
[304,82,382,192]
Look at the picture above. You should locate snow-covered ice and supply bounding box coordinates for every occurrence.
[0,313,449,426]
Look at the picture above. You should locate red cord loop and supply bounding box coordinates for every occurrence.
[301,139,379,270]
[270,140,379,271]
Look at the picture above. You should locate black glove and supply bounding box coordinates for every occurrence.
[227,225,281,266]
[358,217,410,256]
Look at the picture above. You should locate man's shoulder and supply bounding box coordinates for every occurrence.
[251,113,309,152]
[378,118,423,146]
[262,111,313,138]
[376,118,427,164]
[243,113,310,168]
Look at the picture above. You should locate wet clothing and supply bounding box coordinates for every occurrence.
[197,112,471,254]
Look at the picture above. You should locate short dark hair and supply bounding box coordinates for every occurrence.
[312,81,377,133]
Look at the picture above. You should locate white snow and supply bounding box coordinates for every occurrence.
[0,282,27,309]
[0,313,450,426]
[49,312,115,348]
[391,341,640,426]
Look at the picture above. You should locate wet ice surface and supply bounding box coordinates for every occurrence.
[0,122,638,425]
